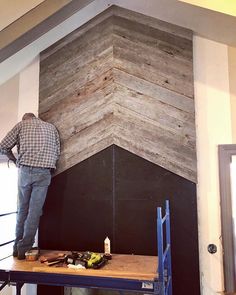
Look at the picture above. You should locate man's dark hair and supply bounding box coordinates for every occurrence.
[22,113,36,121]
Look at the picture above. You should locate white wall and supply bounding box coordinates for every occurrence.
[0,75,19,139]
[228,46,236,143]
[0,13,236,295]
[193,36,233,295]
[0,57,39,295]
[18,56,40,119]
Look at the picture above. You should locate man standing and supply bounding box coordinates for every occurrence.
[0,113,60,259]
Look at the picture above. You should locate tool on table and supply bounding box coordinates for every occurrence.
[25,247,40,261]
[66,251,107,269]
[39,250,108,269]
[83,251,107,269]
[39,253,67,266]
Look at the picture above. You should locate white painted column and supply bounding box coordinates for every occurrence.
[18,56,40,119]
[228,46,236,143]
[193,36,232,295]
[0,75,19,139]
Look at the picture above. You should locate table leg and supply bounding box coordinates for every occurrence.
[16,282,24,295]
[0,280,8,291]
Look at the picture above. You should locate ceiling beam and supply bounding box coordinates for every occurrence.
[0,0,94,63]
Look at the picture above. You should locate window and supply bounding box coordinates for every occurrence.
[0,155,18,260]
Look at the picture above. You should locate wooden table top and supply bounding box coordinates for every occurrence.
[0,251,158,281]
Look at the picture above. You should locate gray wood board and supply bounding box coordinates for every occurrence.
[39,6,196,182]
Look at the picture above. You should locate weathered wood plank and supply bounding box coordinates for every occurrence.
[113,67,194,113]
[40,69,115,122]
[56,99,114,141]
[112,6,192,41]
[39,21,113,103]
[113,34,193,78]
[39,6,196,182]
[113,133,196,182]
[113,15,193,59]
[113,25,192,68]
[57,117,115,174]
[40,47,113,113]
[57,135,115,175]
[113,85,196,139]
[113,46,193,98]
[113,105,196,161]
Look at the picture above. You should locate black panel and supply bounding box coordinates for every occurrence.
[114,146,199,294]
[39,145,200,295]
[37,285,64,295]
[39,146,113,252]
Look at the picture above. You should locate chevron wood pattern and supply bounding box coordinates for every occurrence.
[39,5,196,182]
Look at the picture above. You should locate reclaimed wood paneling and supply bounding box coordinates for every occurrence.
[39,5,196,182]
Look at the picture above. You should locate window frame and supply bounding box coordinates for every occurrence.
[0,155,17,260]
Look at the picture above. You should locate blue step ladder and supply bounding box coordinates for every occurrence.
[157,200,172,295]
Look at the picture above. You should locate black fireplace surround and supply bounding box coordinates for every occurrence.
[39,145,200,295]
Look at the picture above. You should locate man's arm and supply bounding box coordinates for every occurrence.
[55,128,60,160]
[0,123,20,163]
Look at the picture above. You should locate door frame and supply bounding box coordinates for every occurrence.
[218,144,236,292]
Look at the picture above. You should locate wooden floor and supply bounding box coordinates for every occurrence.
[0,251,158,281]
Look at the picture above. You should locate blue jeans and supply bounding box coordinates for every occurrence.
[14,166,51,255]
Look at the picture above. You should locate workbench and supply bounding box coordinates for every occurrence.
[0,201,172,295]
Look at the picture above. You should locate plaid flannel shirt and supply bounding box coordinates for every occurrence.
[0,118,60,169]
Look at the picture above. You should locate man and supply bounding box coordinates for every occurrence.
[0,113,60,259]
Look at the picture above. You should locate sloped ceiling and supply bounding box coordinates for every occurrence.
[39,6,196,182]
[179,0,236,17]
[1,0,236,85]
[0,0,93,63]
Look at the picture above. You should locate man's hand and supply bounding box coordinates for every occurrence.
[6,150,17,164]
